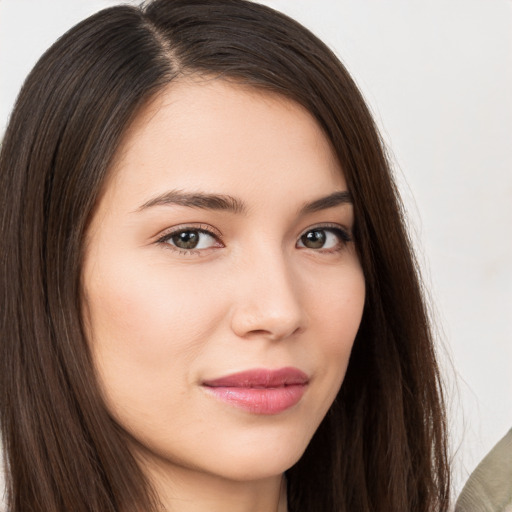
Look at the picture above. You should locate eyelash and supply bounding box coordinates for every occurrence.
[297,223,352,253]
[155,223,352,256]
[156,224,224,256]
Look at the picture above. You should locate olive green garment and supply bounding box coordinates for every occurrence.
[455,428,512,512]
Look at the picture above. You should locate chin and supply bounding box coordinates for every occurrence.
[134,424,312,484]
[202,429,312,482]
[211,449,304,482]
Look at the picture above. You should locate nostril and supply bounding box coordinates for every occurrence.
[229,270,305,340]
[247,329,270,337]
[242,325,302,341]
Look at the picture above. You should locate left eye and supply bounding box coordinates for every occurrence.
[297,228,348,250]
[163,229,218,250]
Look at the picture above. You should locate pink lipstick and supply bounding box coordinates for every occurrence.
[202,367,308,415]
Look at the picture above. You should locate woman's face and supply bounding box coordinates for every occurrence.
[82,79,365,483]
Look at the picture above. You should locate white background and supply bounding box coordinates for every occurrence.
[1,0,511,504]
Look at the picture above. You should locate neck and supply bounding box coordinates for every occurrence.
[144,460,287,512]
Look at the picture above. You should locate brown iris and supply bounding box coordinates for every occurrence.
[171,230,200,249]
[301,230,326,249]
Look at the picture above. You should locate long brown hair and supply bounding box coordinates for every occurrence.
[0,1,450,510]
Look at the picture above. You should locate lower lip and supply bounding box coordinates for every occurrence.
[203,384,307,415]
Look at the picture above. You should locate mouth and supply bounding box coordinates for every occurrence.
[201,367,309,415]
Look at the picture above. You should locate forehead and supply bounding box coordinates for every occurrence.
[106,77,345,206]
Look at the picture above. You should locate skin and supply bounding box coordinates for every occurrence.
[82,78,366,512]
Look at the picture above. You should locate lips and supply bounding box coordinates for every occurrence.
[202,367,309,415]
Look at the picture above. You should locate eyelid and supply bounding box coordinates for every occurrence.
[154,223,224,255]
[155,223,223,242]
[295,223,353,254]
[298,222,352,242]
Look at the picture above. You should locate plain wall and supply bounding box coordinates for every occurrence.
[1,0,511,504]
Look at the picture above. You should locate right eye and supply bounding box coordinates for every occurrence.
[157,226,223,254]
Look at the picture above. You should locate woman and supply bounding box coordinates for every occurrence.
[0,1,450,511]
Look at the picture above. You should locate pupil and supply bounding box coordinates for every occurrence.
[172,231,199,249]
[303,230,325,248]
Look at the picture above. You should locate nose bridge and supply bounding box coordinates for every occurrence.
[230,243,305,340]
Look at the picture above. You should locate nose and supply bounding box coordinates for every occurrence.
[230,249,306,341]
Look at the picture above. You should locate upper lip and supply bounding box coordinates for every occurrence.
[202,367,309,388]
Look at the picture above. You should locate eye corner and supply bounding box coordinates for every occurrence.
[155,224,224,255]
[296,224,352,252]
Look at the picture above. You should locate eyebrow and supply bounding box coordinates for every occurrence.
[137,190,246,214]
[299,190,352,214]
[136,189,352,215]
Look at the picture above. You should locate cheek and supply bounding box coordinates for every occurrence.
[85,255,219,348]
[304,263,365,404]
[308,259,365,343]
[81,254,227,410]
